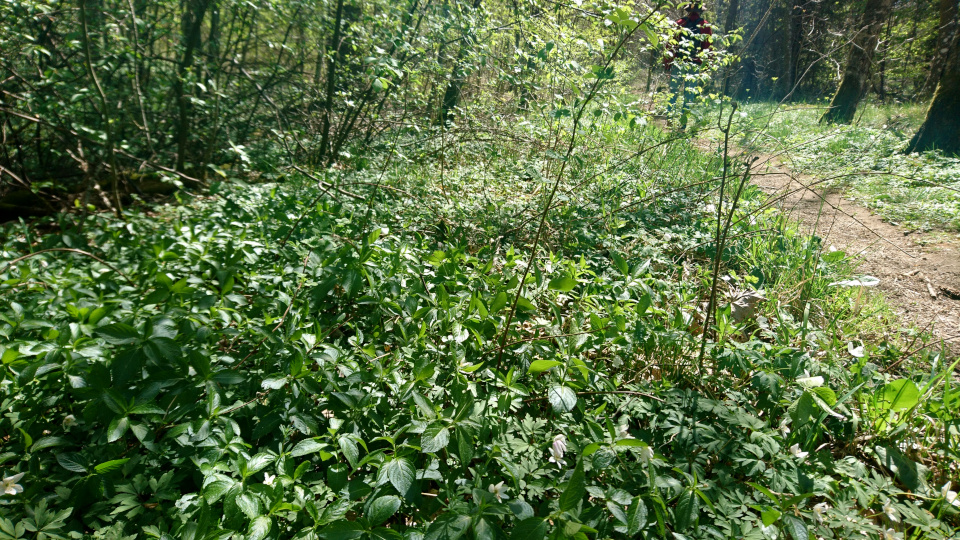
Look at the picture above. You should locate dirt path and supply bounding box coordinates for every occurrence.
[747,152,960,353]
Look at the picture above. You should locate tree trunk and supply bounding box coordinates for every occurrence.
[175,0,213,173]
[919,0,959,97]
[317,0,345,164]
[906,30,960,155]
[820,0,894,124]
[439,0,483,125]
[720,0,740,96]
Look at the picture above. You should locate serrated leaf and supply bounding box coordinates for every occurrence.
[31,436,68,452]
[107,416,129,442]
[781,515,807,540]
[203,479,234,504]
[95,323,140,344]
[421,426,450,454]
[292,438,326,457]
[626,496,647,535]
[248,516,272,540]
[367,495,401,527]
[236,491,260,520]
[674,490,699,531]
[424,513,471,540]
[56,453,88,473]
[320,520,365,540]
[547,385,577,413]
[379,458,415,495]
[339,436,360,468]
[510,517,547,540]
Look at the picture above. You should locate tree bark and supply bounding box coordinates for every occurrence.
[906,30,960,155]
[175,0,213,173]
[439,0,483,125]
[919,0,959,97]
[317,0,345,164]
[820,0,894,124]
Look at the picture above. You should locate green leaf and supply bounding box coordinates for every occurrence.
[781,515,807,540]
[380,458,415,495]
[367,495,401,527]
[203,479,234,504]
[339,436,360,468]
[143,337,181,363]
[510,517,547,540]
[128,403,165,415]
[547,385,577,413]
[626,496,647,535]
[292,438,327,457]
[94,458,130,474]
[56,453,88,473]
[548,276,577,292]
[747,483,781,506]
[880,379,920,412]
[559,459,585,513]
[760,507,781,526]
[527,360,563,375]
[425,513,471,540]
[674,490,699,532]
[611,252,628,275]
[107,416,129,442]
[31,436,68,452]
[421,426,450,454]
[369,528,403,540]
[236,491,260,520]
[95,323,140,344]
[248,516,272,540]
[320,521,365,540]
[614,439,647,448]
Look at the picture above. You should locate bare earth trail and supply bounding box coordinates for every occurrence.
[738,150,960,353]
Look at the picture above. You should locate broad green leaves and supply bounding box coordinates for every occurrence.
[379,458,415,495]
[547,386,577,413]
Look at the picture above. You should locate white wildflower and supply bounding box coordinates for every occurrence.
[263,473,276,487]
[942,482,960,507]
[548,446,567,469]
[882,528,900,540]
[797,370,824,388]
[488,481,509,503]
[639,445,655,463]
[62,414,77,430]
[812,502,828,523]
[882,500,899,522]
[552,434,567,456]
[789,444,809,460]
[2,473,24,496]
[617,424,634,439]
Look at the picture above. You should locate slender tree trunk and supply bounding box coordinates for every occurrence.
[318,0,345,164]
[919,0,959,97]
[907,30,960,155]
[821,0,894,124]
[720,0,740,97]
[439,0,483,125]
[175,0,213,173]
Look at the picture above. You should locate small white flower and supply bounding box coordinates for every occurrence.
[812,502,828,523]
[62,415,77,430]
[263,473,276,487]
[942,482,960,507]
[797,370,824,388]
[639,445,655,463]
[882,500,899,522]
[548,446,567,469]
[488,481,509,503]
[321,409,335,419]
[552,434,567,456]
[789,444,809,460]
[617,424,634,439]
[882,527,900,540]
[2,473,24,496]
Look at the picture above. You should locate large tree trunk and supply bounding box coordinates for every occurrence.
[820,0,894,124]
[906,30,960,155]
[919,0,959,97]
[317,0,345,164]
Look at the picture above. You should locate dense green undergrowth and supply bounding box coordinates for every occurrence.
[733,103,960,233]
[1,117,958,540]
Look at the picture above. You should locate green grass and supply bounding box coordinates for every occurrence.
[733,101,960,233]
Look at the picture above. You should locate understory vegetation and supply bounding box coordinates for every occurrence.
[2,0,960,539]
[736,103,960,233]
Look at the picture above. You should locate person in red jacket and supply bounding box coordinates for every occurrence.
[664,3,713,128]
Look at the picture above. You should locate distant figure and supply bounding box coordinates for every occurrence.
[664,3,713,129]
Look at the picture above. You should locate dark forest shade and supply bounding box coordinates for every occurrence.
[821,0,894,124]
[907,30,960,155]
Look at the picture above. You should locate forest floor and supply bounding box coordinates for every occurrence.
[741,149,960,353]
